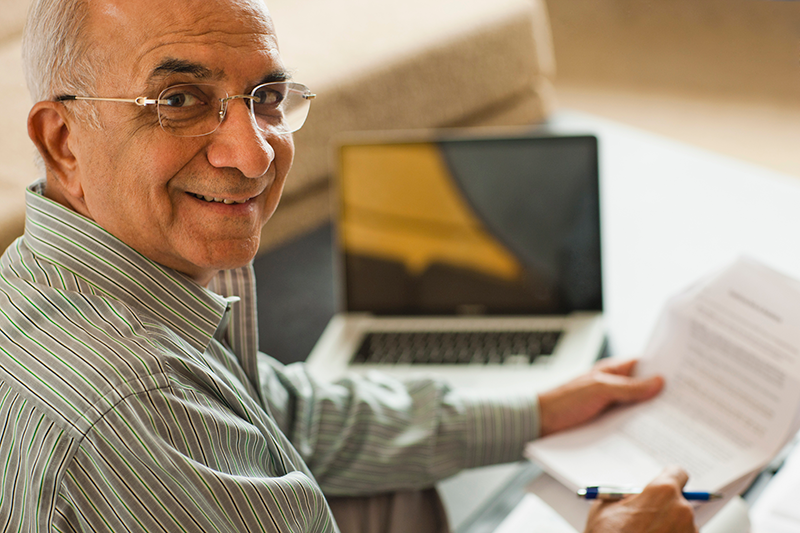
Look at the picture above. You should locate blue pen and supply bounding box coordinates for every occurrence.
[577,487,723,501]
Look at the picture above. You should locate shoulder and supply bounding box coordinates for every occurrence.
[0,261,178,439]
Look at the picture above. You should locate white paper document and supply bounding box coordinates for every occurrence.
[526,257,800,524]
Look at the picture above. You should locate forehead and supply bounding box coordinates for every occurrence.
[89,0,282,87]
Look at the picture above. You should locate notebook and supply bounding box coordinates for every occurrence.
[306,130,606,392]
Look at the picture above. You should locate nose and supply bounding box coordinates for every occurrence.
[205,98,275,178]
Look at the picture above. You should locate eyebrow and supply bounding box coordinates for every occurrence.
[148,58,292,87]
[150,58,215,80]
[258,70,292,85]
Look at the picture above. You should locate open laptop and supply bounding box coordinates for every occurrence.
[306,130,606,392]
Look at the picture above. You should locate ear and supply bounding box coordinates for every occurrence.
[27,101,84,201]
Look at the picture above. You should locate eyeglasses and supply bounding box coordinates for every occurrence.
[56,81,315,137]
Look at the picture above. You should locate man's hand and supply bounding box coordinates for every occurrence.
[538,358,663,437]
[584,466,699,533]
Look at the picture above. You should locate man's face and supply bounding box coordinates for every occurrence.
[65,0,293,285]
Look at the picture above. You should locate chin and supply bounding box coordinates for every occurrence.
[212,242,260,269]
[188,235,261,275]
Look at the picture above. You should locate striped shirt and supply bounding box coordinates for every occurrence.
[0,181,540,532]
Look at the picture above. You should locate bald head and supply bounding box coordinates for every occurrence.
[22,0,276,104]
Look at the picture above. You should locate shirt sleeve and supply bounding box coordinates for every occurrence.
[257,354,541,496]
[55,382,338,533]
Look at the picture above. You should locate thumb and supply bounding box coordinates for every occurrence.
[603,373,664,403]
[653,465,690,488]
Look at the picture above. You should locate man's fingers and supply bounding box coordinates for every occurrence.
[600,372,664,403]
[655,465,690,488]
[639,466,691,503]
[595,358,638,376]
[538,358,665,436]
[587,466,698,533]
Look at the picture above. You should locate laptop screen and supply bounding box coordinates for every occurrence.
[336,132,601,316]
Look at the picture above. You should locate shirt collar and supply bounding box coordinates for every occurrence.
[22,180,257,358]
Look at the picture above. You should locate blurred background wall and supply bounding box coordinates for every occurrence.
[545,0,800,177]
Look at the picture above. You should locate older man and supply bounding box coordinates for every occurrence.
[0,0,698,531]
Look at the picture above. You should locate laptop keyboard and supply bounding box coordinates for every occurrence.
[353,330,563,365]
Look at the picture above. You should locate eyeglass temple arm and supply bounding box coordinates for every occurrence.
[56,87,315,106]
[56,95,159,107]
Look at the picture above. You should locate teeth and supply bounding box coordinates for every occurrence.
[193,193,249,204]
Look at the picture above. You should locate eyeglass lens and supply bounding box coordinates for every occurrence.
[156,82,312,138]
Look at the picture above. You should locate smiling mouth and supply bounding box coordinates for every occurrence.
[190,193,252,205]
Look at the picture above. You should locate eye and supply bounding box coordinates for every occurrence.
[159,87,207,108]
[252,86,285,107]
[163,92,200,108]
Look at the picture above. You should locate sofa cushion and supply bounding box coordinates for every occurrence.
[273,0,555,197]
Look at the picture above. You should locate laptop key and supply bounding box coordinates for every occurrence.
[503,354,530,365]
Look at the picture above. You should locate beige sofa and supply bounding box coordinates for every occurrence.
[0,0,556,254]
